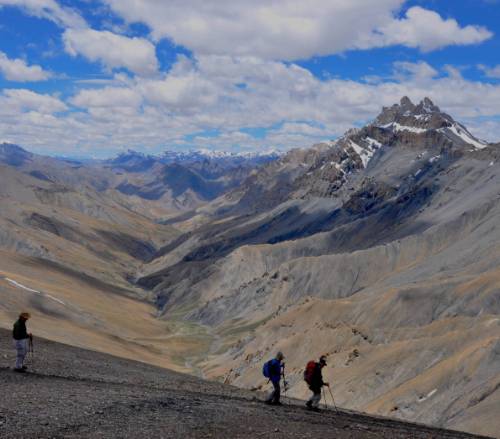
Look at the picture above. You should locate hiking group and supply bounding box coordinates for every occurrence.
[11,313,334,411]
[263,352,332,411]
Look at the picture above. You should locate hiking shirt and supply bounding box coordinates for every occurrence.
[309,363,325,390]
[268,359,283,384]
[12,319,29,340]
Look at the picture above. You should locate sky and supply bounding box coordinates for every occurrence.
[0,0,499,158]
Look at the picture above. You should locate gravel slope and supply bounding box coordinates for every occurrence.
[0,330,491,439]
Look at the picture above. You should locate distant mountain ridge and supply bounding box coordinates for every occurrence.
[0,142,282,212]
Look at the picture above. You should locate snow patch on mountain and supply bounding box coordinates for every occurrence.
[442,124,488,150]
[347,137,383,169]
[5,277,66,305]
[380,122,428,134]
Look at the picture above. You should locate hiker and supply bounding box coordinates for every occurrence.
[12,312,32,372]
[263,351,285,405]
[304,355,329,410]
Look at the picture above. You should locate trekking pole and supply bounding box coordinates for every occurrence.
[29,335,34,368]
[322,387,328,410]
[223,368,233,384]
[327,386,339,414]
[282,364,287,404]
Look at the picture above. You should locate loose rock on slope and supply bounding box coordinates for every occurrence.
[0,330,490,439]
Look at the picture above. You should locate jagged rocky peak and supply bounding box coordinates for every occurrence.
[417,96,441,114]
[374,96,448,127]
[400,95,414,109]
[372,97,488,149]
[309,96,489,188]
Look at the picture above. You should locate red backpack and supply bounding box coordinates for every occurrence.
[304,361,316,385]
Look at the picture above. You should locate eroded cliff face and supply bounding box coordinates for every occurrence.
[141,98,500,437]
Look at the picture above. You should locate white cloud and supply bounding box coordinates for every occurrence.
[376,7,492,52]
[479,64,500,79]
[0,51,51,82]
[392,61,439,82]
[136,58,221,111]
[104,0,492,60]
[63,28,158,76]
[0,0,86,28]
[2,57,500,155]
[71,86,142,109]
[279,122,330,137]
[1,89,67,113]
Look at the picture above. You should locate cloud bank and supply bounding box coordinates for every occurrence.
[0,0,497,155]
[0,51,51,81]
[2,56,500,156]
[104,0,492,59]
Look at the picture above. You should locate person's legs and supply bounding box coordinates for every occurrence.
[14,339,27,370]
[306,387,322,408]
[272,380,281,404]
[266,380,281,404]
[311,389,322,408]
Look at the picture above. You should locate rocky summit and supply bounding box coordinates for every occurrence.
[0,97,499,438]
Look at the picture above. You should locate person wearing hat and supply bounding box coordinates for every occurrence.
[12,312,32,372]
[306,355,329,410]
[265,351,285,405]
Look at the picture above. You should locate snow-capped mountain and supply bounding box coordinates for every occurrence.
[293,96,492,199]
[161,148,282,162]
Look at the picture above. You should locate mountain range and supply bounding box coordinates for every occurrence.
[0,97,498,438]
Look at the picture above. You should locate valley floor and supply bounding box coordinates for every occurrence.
[0,330,491,439]
[0,250,213,373]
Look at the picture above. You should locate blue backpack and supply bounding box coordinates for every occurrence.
[263,360,272,378]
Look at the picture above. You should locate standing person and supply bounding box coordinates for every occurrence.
[12,312,32,372]
[304,355,329,410]
[263,351,285,405]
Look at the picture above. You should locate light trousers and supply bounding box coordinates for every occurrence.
[308,388,322,407]
[14,339,28,369]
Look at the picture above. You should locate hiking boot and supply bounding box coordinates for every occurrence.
[272,401,283,406]
[22,365,28,370]
[14,368,26,373]
[306,402,320,411]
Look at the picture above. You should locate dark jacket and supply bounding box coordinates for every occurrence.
[268,358,283,384]
[13,319,29,340]
[309,363,324,390]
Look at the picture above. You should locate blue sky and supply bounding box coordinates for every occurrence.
[0,0,499,158]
